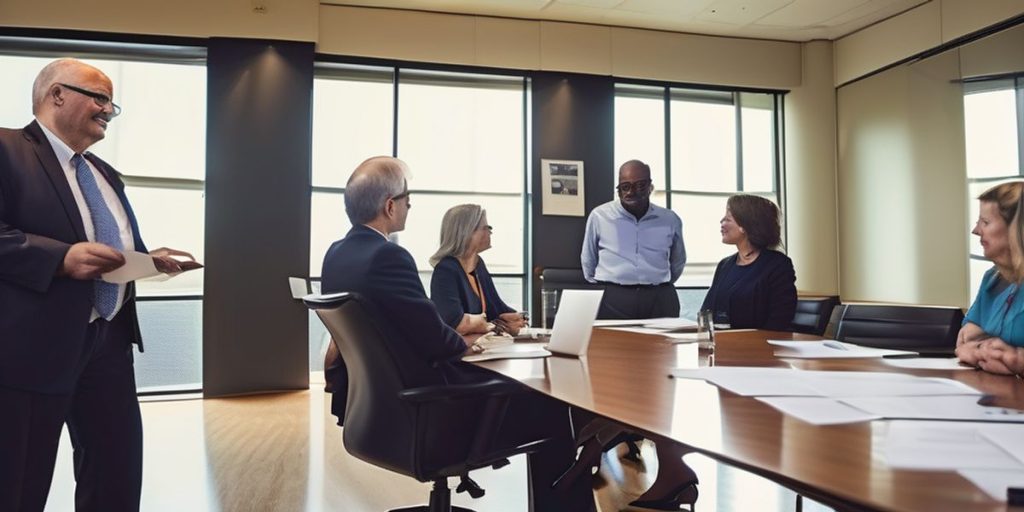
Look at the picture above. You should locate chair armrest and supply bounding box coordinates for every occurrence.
[397,378,522,404]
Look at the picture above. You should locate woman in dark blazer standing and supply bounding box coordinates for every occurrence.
[701,194,797,330]
[429,204,527,335]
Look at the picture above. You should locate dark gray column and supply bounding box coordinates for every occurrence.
[203,38,313,397]
[530,72,615,319]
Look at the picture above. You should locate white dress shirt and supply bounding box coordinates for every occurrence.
[37,119,135,322]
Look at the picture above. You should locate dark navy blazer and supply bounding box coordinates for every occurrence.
[700,249,797,331]
[430,255,514,329]
[0,121,147,394]
[321,225,471,421]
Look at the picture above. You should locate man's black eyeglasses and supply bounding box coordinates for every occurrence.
[391,191,411,202]
[58,83,122,118]
[616,179,652,194]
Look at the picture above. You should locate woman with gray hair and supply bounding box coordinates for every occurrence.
[429,204,527,335]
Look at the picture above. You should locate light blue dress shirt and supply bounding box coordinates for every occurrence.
[965,267,1024,347]
[581,200,686,285]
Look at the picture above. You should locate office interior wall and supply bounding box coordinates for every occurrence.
[834,0,1024,85]
[203,38,314,397]
[0,0,318,42]
[530,73,615,320]
[784,40,839,296]
[836,49,969,307]
[317,5,801,90]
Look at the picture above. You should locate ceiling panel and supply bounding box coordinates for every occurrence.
[694,0,794,26]
[757,0,869,27]
[553,0,626,9]
[321,0,937,41]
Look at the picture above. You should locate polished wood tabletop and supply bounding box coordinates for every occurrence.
[472,329,1024,512]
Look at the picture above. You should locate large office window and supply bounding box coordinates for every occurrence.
[0,49,207,393]
[963,78,1024,302]
[615,84,783,290]
[309,64,528,371]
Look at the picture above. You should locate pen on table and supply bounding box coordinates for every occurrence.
[823,340,849,351]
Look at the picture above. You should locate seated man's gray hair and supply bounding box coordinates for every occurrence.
[344,156,411,225]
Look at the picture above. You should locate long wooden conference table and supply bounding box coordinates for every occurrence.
[472,329,1024,512]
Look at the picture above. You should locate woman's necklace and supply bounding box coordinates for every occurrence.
[738,248,759,264]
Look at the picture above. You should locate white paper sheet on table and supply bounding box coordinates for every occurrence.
[602,326,681,336]
[592,319,648,327]
[981,424,1024,464]
[841,395,1024,423]
[670,367,981,397]
[756,396,881,425]
[662,332,701,344]
[882,421,1024,470]
[463,343,552,362]
[642,317,697,331]
[768,339,917,359]
[101,250,158,283]
[882,357,974,370]
[959,469,1024,501]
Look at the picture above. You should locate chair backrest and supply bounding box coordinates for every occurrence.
[832,304,964,356]
[540,268,604,292]
[790,296,840,335]
[305,292,419,477]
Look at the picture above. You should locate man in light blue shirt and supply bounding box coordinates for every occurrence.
[581,159,685,319]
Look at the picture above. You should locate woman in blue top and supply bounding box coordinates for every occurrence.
[429,204,527,335]
[957,182,1024,375]
[701,194,797,329]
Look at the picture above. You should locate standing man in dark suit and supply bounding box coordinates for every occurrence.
[0,58,191,512]
[321,156,595,512]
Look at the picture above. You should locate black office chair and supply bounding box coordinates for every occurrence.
[829,303,964,356]
[305,292,545,512]
[790,296,840,335]
[540,268,604,293]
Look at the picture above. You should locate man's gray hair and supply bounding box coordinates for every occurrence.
[429,204,485,267]
[344,156,410,225]
[32,58,85,115]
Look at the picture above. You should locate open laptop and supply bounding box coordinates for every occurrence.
[546,289,605,357]
[463,289,604,361]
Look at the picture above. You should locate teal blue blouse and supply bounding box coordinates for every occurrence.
[965,267,1024,347]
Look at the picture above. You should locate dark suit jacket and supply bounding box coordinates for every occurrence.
[0,121,147,395]
[320,225,471,422]
[430,255,515,329]
[700,249,797,331]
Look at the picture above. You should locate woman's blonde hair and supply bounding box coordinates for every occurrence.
[429,204,486,267]
[978,181,1024,283]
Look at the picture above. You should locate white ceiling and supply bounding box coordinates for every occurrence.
[321,0,931,41]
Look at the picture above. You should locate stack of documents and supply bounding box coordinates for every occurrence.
[669,367,1021,426]
[882,421,1024,502]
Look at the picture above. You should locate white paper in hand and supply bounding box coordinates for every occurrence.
[101,250,159,283]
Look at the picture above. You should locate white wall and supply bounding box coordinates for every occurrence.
[836,50,969,307]
[317,5,802,89]
[835,0,1024,85]
[784,41,839,296]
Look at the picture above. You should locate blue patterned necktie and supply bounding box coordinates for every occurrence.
[72,153,123,319]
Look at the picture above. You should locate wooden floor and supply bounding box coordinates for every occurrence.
[43,384,833,512]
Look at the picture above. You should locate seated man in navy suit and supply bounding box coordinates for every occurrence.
[320,156,595,512]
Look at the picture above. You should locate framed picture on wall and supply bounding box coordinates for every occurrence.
[541,159,585,216]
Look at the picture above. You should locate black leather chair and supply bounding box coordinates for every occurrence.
[540,268,604,293]
[790,296,840,335]
[829,303,965,356]
[305,292,545,512]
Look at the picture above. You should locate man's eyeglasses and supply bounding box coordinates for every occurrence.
[615,179,652,194]
[391,191,411,203]
[58,83,122,118]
